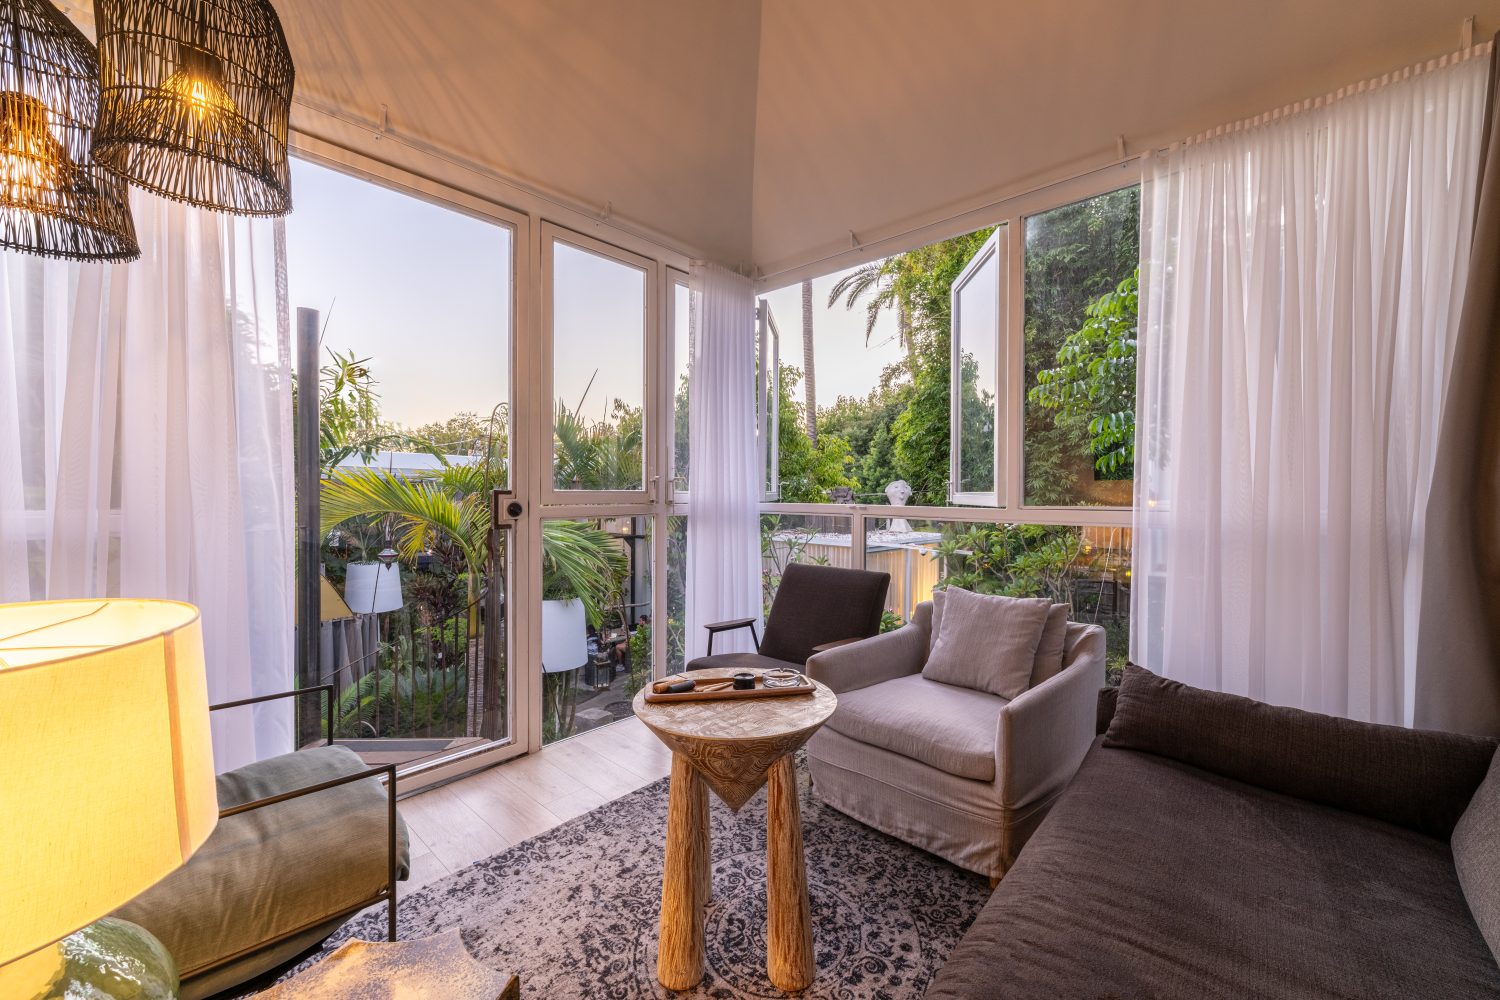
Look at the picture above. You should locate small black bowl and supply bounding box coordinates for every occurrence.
[732,672,756,690]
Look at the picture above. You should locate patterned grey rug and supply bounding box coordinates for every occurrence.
[296,758,989,998]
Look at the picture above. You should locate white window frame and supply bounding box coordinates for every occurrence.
[949,224,1008,507]
[757,298,781,502]
[666,268,691,504]
[540,221,661,507]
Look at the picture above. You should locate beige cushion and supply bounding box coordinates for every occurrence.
[1029,603,1071,687]
[826,672,1006,780]
[923,587,1050,698]
[931,590,1069,689]
[115,745,409,985]
[1455,749,1500,965]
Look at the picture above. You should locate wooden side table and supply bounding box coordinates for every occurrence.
[633,670,837,992]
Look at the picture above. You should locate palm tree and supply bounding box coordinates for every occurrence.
[827,258,913,353]
[801,279,817,444]
[321,464,627,635]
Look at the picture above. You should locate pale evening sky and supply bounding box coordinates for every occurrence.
[285,157,903,430]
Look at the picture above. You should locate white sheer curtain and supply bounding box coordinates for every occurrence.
[685,261,761,660]
[1133,47,1490,725]
[0,190,294,771]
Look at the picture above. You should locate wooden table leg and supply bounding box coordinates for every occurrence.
[658,753,708,990]
[766,754,814,991]
[692,773,711,906]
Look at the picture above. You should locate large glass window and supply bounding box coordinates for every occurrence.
[285,156,513,769]
[549,235,647,493]
[1023,186,1140,506]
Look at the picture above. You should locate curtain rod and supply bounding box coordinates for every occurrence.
[757,39,1495,287]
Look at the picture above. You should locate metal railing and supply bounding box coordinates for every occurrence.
[324,589,505,743]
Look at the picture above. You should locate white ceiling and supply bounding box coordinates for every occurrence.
[275,0,1500,276]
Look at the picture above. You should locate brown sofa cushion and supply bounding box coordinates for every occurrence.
[1104,664,1498,838]
[927,741,1500,1000]
[1454,749,1500,965]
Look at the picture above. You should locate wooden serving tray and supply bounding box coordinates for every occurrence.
[643,673,816,704]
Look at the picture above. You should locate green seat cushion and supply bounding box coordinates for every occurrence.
[114,745,410,988]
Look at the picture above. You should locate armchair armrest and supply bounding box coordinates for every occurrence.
[811,637,862,653]
[806,621,927,694]
[704,617,760,655]
[995,624,1106,811]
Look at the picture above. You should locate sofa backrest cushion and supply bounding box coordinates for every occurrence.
[1454,749,1500,965]
[759,562,890,665]
[1103,664,1498,838]
[923,587,1051,699]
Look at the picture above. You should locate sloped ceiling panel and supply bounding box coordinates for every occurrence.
[751,0,1500,279]
[279,0,762,264]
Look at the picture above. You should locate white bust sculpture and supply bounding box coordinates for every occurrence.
[885,480,912,532]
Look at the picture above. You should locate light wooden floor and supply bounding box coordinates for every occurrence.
[397,717,673,892]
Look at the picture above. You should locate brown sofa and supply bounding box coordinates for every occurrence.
[927,665,1500,1000]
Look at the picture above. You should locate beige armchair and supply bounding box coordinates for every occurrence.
[805,601,1105,882]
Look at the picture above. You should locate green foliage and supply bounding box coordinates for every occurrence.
[626,623,653,697]
[1030,270,1138,476]
[1021,187,1140,501]
[936,523,1085,605]
[879,610,905,633]
[776,365,857,502]
[824,227,1000,505]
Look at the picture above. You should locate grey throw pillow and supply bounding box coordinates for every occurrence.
[930,589,1070,687]
[921,587,1051,699]
[1028,603,1071,687]
[1454,749,1500,965]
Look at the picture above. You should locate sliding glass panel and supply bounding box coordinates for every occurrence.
[950,226,1005,504]
[864,516,1131,682]
[540,515,653,744]
[1023,186,1140,506]
[285,156,513,771]
[550,235,647,494]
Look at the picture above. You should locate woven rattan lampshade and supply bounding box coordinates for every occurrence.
[0,0,139,261]
[93,0,293,216]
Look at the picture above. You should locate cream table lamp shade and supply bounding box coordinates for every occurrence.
[0,599,219,982]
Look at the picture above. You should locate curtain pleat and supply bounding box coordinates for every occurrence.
[0,190,295,768]
[1134,48,1489,729]
[1414,41,1500,737]
[685,262,761,659]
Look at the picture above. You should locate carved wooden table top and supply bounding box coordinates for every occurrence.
[632,668,837,810]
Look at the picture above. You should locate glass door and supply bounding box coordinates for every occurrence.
[286,156,527,779]
[536,224,663,746]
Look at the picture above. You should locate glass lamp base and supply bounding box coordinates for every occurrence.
[39,918,178,999]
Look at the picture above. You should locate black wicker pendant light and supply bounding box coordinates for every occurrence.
[0,1,138,261]
[92,0,293,217]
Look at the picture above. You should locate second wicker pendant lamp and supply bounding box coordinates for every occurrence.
[92,0,294,216]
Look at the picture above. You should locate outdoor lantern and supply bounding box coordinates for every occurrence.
[92,0,294,216]
[0,598,216,997]
[344,560,404,616]
[0,0,139,261]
